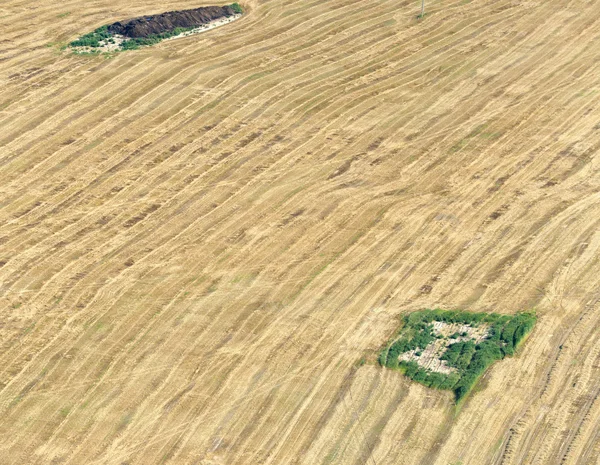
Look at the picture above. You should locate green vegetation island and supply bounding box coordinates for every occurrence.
[379,309,536,401]
[69,3,243,53]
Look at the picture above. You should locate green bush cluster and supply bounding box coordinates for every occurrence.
[400,361,460,390]
[379,309,536,401]
[70,25,111,48]
[229,3,244,14]
[383,321,434,369]
[440,340,476,370]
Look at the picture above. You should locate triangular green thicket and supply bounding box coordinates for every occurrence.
[379,309,536,401]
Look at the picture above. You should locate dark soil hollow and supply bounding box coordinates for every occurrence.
[108,5,239,38]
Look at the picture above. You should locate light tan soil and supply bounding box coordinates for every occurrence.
[163,14,241,42]
[2,1,600,464]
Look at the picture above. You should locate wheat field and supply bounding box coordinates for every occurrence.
[1,0,600,463]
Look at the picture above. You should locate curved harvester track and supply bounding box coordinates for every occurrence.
[1,0,600,464]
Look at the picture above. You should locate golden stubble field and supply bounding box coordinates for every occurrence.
[1,0,600,463]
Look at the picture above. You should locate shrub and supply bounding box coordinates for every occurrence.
[70,25,112,48]
[230,3,244,14]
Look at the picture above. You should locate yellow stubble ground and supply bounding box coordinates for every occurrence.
[1,0,600,464]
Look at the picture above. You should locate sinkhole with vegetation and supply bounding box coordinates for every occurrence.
[378,309,536,401]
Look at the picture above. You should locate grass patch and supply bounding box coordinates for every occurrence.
[379,309,536,401]
[116,412,134,432]
[449,122,503,153]
[59,406,71,417]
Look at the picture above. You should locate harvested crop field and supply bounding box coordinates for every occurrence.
[2,0,600,464]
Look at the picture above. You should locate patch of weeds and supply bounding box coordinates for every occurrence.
[231,272,258,284]
[450,140,467,153]
[246,70,272,82]
[83,139,102,150]
[116,412,134,432]
[493,437,505,451]
[23,323,35,334]
[379,309,536,401]
[206,279,220,294]
[229,3,243,14]
[449,123,503,152]
[323,448,340,465]
[73,49,102,56]
[94,320,106,332]
[119,26,199,50]
[58,12,71,18]
[70,25,112,48]
[47,42,69,53]
[479,130,502,140]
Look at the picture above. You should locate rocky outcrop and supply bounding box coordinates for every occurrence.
[107,5,238,38]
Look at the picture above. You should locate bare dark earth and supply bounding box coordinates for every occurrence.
[107,5,239,38]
